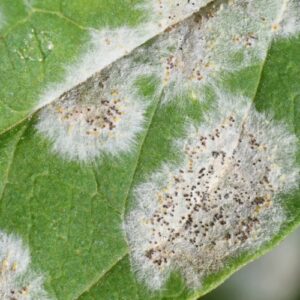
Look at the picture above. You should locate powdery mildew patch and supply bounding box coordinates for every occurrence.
[145,0,211,28]
[36,0,300,161]
[125,95,299,290]
[133,0,300,103]
[37,0,211,108]
[0,232,50,300]
[0,7,5,30]
[38,0,300,108]
[35,1,212,161]
[277,0,300,36]
[37,64,148,162]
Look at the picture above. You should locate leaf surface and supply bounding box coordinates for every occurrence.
[0,1,299,299]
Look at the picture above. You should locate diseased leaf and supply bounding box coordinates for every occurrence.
[0,0,299,299]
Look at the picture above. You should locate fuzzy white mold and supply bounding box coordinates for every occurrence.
[36,0,300,161]
[23,0,33,10]
[36,62,149,162]
[35,0,212,161]
[0,232,50,300]
[36,0,300,109]
[277,0,300,37]
[125,94,299,290]
[134,0,300,103]
[37,0,211,108]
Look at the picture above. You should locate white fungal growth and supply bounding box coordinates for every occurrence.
[36,0,300,161]
[36,64,148,161]
[135,0,300,103]
[0,232,50,300]
[37,0,210,108]
[35,1,212,161]
[276,0,300,37]
[145,0,211,29]
[125,94,299,290]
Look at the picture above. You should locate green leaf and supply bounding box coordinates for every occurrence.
[0,0,299,299]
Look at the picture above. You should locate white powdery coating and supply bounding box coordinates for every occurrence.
[36,0,300,161]
[0,232,50,300]
[125,95,299,290]
[278,0,300,36]
[37,0,210,108]
[35,1,211,161]
[134,0,300,103]
[36,62,148,162]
